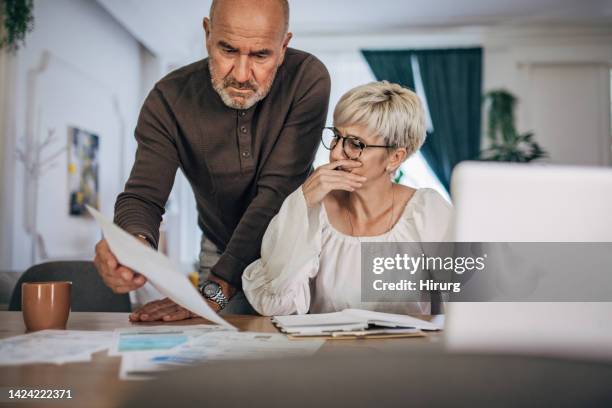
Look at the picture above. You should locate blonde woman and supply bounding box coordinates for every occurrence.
[242,81,452,316]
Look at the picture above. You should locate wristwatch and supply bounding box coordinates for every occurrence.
[200,280,229,310]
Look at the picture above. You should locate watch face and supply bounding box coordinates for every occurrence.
[203,282,220,297]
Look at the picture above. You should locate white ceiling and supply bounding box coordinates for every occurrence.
[97,0,612,61]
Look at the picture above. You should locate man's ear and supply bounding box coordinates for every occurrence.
[203,17,212,51]
[203,17,211,37]
[277,32,293,65]
[387,148,408,173]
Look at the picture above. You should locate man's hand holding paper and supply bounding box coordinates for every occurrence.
[87,205,235,329]
[94,238,147,294]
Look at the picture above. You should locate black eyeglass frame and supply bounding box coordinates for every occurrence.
[321,127,396,159]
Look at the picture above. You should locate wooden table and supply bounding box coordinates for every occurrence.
[0,311,441,407]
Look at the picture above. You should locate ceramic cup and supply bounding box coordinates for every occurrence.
[22,281,72,332]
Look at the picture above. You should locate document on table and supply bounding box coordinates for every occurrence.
[272,308,442,336]
[87,205,234,330]
[110,324,229,355]
[119,331,324,380]
[0,330,113,366]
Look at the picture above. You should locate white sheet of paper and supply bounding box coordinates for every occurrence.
[344,309,442,331]
[0,330,113,366]
[272,311,360,328]
[281,323,368,334]
[87,205,235,330]
[119,331,324,380]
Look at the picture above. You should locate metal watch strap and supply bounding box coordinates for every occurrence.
[210,289,229,310]
[202,281,229,310]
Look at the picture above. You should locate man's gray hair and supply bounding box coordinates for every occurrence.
[209,0,290,33]
[333,81,427,157]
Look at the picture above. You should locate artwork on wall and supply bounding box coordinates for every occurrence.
[68,126,100,216]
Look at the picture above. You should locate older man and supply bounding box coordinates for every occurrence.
[93,0,330,320]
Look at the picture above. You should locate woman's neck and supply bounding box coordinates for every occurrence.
[346,178,394,223]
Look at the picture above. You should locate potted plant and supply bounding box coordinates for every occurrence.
[1,0,34,53]
[480,89,547,162]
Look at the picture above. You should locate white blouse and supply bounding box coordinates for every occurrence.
[242,187,453,316]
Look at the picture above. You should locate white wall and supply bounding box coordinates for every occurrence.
[483,26,612,165]
[0,9,14,270]
[0,0,144,271]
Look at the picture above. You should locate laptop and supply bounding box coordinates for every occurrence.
[445,161,612,360]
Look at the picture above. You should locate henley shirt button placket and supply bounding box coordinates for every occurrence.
[237,110,253,169]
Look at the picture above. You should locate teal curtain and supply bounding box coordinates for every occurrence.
[361,50,416,90]
[362,48,482,191]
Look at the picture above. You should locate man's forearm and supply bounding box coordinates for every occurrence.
[114,192,164,249]
[115,86,180,249]
[135,233,155,248]
[211,248,252,289]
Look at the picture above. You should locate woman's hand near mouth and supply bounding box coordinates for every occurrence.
[302,160,367,207]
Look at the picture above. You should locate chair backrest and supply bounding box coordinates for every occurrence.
[9,261,131,312]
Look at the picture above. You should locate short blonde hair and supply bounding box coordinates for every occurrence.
[333,81,426,157]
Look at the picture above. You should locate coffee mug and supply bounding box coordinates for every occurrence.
[22,281,72,332]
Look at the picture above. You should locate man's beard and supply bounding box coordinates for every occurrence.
[209,59,278,110]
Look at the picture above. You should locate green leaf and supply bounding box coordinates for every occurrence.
[480,89,548,163]
[1,0,35,53]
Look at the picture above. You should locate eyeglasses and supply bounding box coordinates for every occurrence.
[321,127,396,160]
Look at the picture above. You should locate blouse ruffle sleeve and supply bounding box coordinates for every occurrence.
[411,189,454,243]
[242,187,323,316]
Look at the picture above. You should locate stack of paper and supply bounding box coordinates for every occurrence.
[272,309,442,338]
[119,331,324,380]
[0,330,113,366]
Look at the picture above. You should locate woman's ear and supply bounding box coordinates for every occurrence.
[386,148,408,173]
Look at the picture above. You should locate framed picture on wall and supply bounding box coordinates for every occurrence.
[68,126,100,216]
